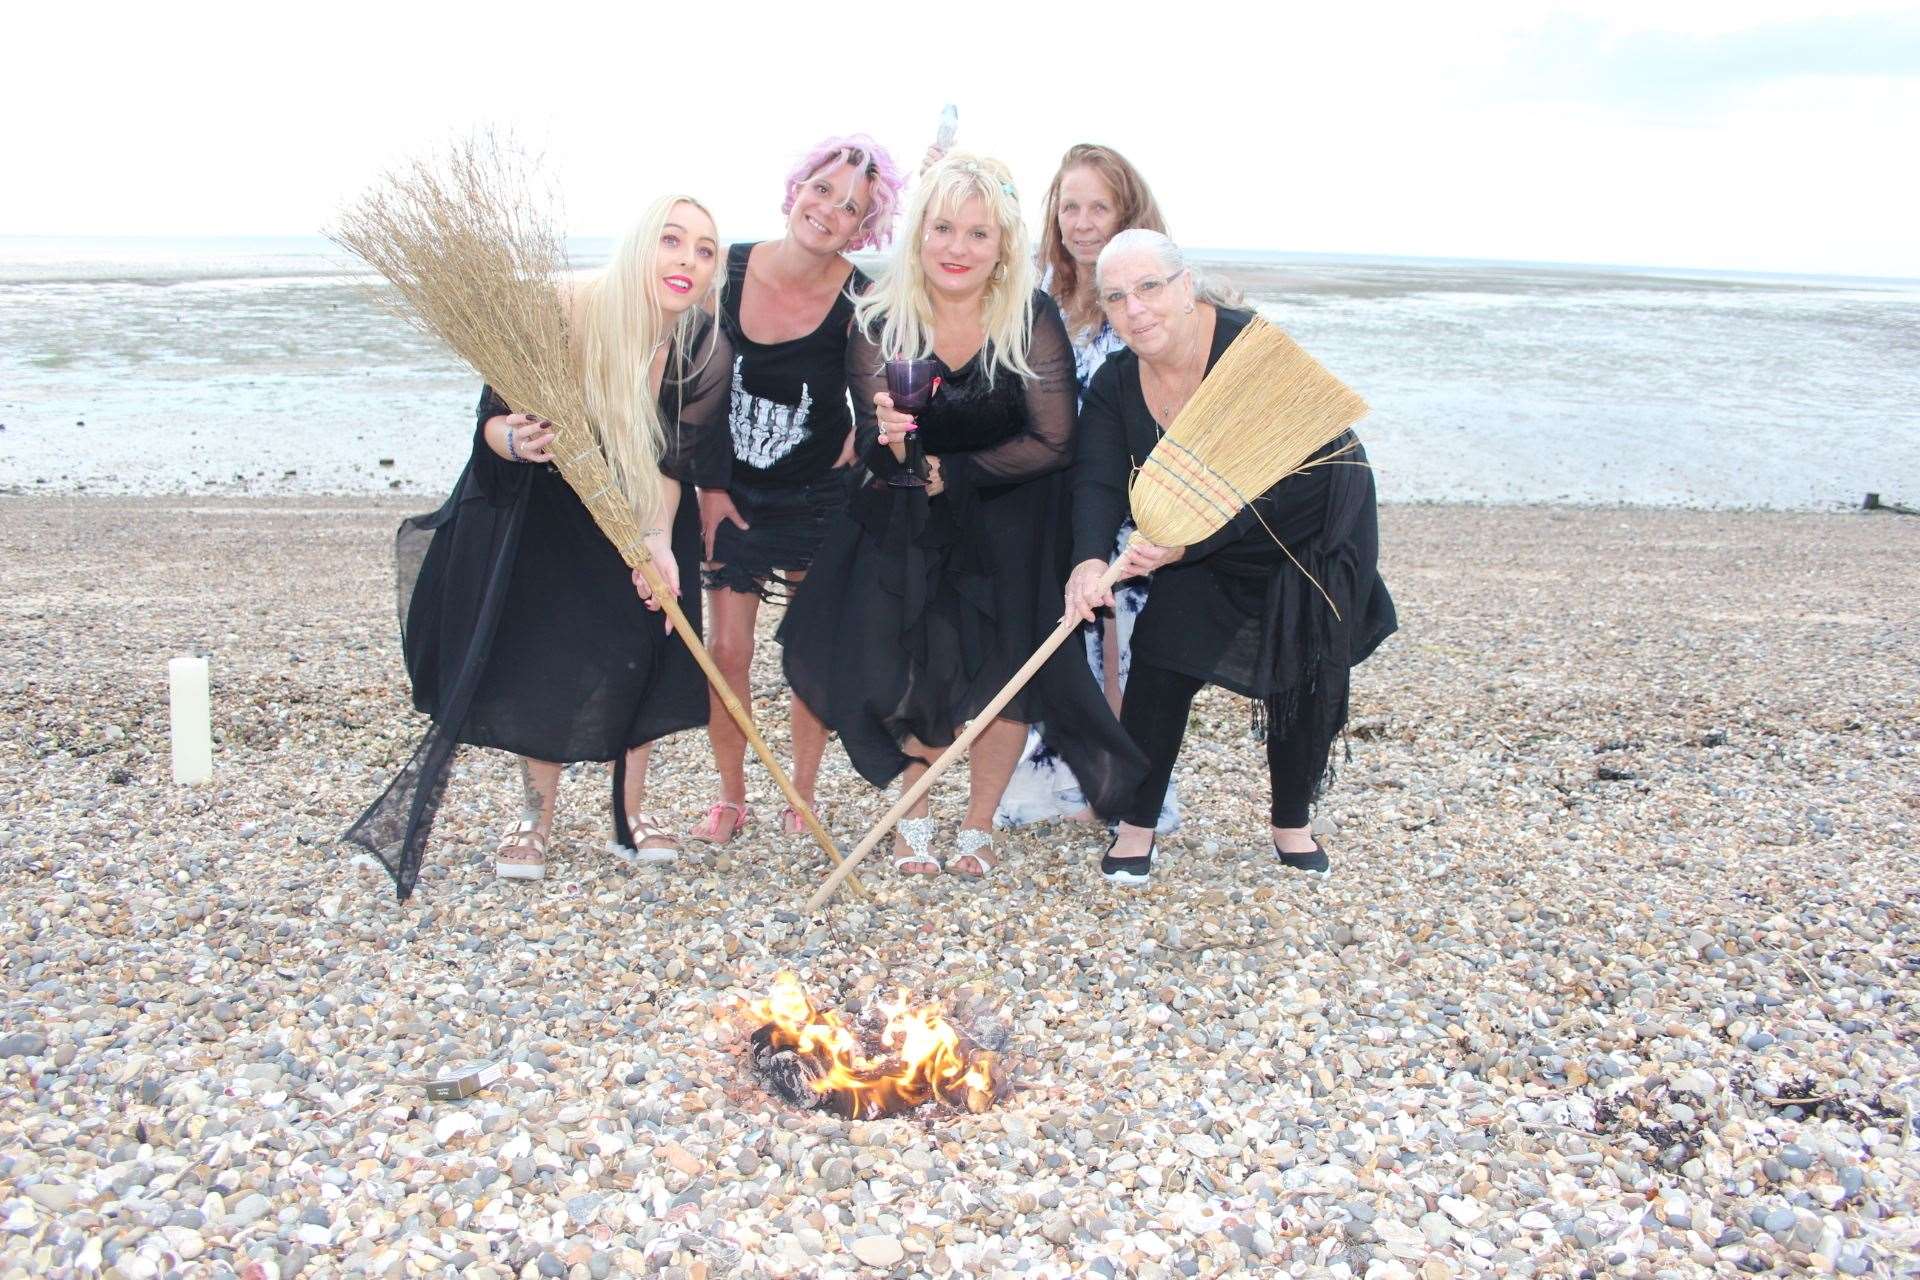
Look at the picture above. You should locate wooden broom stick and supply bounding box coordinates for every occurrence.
[804,559,1127,911]
[550,433,864,897]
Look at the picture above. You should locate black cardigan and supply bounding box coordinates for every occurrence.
[1071,307,1396,713]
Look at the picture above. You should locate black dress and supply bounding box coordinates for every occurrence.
[344,316,735,899]
[1072,307,1397,778]
[704,243,870,598]
[778,291,1145,813]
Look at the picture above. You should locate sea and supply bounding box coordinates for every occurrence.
[3,235,1916,510]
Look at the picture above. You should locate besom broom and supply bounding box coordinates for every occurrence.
[331,134,863,896]
[806,314,1366,910]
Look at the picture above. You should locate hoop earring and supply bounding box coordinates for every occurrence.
[1184,301,1195,314]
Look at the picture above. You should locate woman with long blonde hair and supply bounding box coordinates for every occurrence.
[346,195,734,884]
[778,153,1142,879]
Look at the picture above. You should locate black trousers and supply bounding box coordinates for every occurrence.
[1119,663,1330,830]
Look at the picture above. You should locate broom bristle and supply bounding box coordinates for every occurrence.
[328,133,650,567]
[1130,315,1368,548]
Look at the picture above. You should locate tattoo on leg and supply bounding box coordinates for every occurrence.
[519,760,551,826]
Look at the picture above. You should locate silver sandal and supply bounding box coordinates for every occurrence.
[893,817,940,874]
[951,828,998,878]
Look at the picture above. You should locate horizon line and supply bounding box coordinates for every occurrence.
[0,231,1914,287]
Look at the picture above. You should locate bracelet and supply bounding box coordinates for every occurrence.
[505,425,522,462]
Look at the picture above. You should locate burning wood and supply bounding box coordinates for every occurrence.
[747,973,1003,1119]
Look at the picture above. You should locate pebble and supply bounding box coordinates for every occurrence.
[849,1235,906,1267]
[0,1031,49,1058]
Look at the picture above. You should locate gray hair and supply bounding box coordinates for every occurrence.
[1094,228,1244,308]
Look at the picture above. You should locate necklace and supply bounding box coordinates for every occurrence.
[1141,360,1203,428]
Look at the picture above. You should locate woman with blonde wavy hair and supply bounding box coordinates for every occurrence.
[348,195,734,884]
[778,152,1143,879]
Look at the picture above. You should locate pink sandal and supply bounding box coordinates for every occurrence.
[688,801,752,846]
[780,806,809,837]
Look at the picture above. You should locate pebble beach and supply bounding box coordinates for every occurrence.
[1,495,1917,1279]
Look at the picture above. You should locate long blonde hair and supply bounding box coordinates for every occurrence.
[853,151,1035,386]
[575,194,721,526]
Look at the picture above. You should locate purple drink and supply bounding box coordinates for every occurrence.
[883,358,940,488]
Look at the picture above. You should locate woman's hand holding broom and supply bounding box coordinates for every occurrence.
[484,412,556,464]
[631,529,680,632]
[1064,539,1187,623]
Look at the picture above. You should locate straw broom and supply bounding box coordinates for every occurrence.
[806,315,1365,909]
[330,134,863,896]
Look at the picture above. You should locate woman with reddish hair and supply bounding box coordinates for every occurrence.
[688,135,906,847]
[997,143,1182,833]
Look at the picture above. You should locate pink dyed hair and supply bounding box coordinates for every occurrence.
[780,134,904,252]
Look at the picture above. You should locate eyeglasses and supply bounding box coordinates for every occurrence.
[1098,269,1185,310]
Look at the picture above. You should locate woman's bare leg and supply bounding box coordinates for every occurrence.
[783,570,828,814]
[698,584,760,839]
[497,756,561,874]
[963,719,1027,827]
[519,757,562,833]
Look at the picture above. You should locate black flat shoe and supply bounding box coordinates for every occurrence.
[1101,833,1154,886]
[1274,838,1330,875]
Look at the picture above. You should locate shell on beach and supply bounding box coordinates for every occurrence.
[0,497,1917,1279]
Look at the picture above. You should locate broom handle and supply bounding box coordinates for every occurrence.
[805,558,1128,911]
[630,553,865,899]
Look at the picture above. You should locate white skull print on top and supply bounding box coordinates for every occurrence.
[727,356,814,470]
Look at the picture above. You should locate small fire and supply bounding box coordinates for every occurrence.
[747,973,1000,1118]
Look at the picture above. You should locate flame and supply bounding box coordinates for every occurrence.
[749,972,997,1115]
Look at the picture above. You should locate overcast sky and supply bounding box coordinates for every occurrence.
[10,0,1919,276]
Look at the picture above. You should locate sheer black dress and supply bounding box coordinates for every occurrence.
[778,291,1145,812]
[345,316,734,899]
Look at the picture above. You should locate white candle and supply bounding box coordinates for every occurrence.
[169,656,213,785]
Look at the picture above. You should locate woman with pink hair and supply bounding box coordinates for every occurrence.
[688,135,906,846]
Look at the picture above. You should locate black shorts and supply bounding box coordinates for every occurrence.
[702,469,853,599]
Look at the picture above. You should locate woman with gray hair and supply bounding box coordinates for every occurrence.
[1066,229,1396,885]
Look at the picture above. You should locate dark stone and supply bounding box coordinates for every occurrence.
[0,1032,48,1058]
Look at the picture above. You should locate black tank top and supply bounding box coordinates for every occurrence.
[717,242,869,487]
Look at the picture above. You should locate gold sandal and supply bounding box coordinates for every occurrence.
[616,811,682,866]
[495,819,549,881]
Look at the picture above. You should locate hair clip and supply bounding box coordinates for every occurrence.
[1001,181,1016,197]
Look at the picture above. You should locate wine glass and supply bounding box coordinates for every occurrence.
[883,358,940,489]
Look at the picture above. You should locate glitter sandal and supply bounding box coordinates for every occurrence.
[950,827,998,878]
[893,817,940,875]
